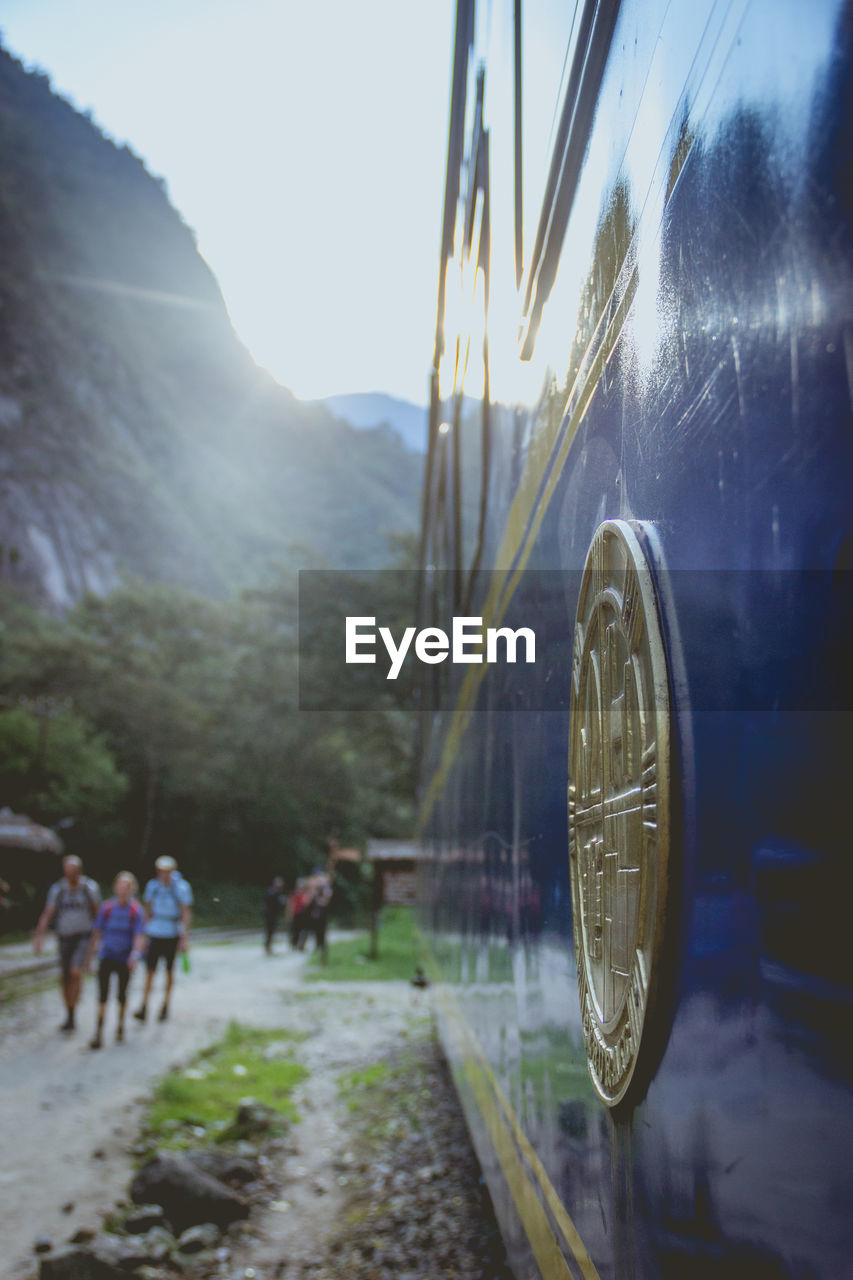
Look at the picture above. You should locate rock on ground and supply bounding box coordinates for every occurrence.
[129,1152,250,1232]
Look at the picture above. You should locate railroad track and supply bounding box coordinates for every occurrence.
[0,927,259,1006]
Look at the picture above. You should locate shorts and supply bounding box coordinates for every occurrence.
[58,933,90,976]
[145,936,179,972]
[97,957,131,1004]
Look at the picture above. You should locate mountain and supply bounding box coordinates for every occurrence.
[318,393,428,453]
[0,47,422,610]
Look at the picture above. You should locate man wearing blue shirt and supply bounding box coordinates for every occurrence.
[133,855,193,1023]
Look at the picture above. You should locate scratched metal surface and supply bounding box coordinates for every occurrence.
[420,1,853,1277]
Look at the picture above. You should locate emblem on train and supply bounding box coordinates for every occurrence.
[569,520,671,1106]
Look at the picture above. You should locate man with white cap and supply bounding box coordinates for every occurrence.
[133,855,193,1023]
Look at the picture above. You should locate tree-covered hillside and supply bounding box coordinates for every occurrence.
[0,45,422,609]
[0,46,424,919]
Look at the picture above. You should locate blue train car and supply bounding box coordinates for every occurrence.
[417,2,853,1277]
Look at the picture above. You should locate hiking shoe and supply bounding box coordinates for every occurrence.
[157,1004,169,1022]
[116,1025,125,1043]
[60,1014,75,1033]
[89,1035,102,1050]
[133,1006,147,1022]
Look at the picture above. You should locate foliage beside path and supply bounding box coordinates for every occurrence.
[305,905,420,981]
[0,559,418,923]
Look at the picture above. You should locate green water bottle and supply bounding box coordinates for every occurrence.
[181,949,190,974]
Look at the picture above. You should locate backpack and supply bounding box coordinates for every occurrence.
[147,879,182,921]
[101,899,143,933]
[50,879,98,931]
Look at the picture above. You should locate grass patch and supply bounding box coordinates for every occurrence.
[144,1021,307,1150]
[338,1061,390,1111]
[306,906,419,981]
[335,1034,434,1134]
[0,969,56,1009]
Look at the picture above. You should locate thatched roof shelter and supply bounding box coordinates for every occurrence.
[0,807,63,855]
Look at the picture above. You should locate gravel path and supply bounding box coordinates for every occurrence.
[0,936,512,1279]
[1,936,312,1272]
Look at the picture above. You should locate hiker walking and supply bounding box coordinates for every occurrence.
[133,856,192,1023]
[287,878,310,949]
[86,872,146,1049]
[33,854,101,1033]
[300,869,333,956]
[262,876,285,954]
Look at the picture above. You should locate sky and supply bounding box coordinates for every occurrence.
[0,0,455,405]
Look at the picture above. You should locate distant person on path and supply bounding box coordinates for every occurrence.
[133,856,192,1023]
[33,854,101,1032]
[86,872,146,1049]
[301,869,333,958]
[262,876,285,954]
[287,878,310,949]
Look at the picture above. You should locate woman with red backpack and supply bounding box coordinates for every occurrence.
[85,872,146,1049]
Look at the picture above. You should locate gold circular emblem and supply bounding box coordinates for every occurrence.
[568,520,671,1106]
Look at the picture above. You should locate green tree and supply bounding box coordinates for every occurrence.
[0,705,126,832]
[69,582,233,867]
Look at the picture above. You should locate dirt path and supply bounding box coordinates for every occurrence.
[0,935,429,1276]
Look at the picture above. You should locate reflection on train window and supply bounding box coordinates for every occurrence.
[520,0,582,270]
